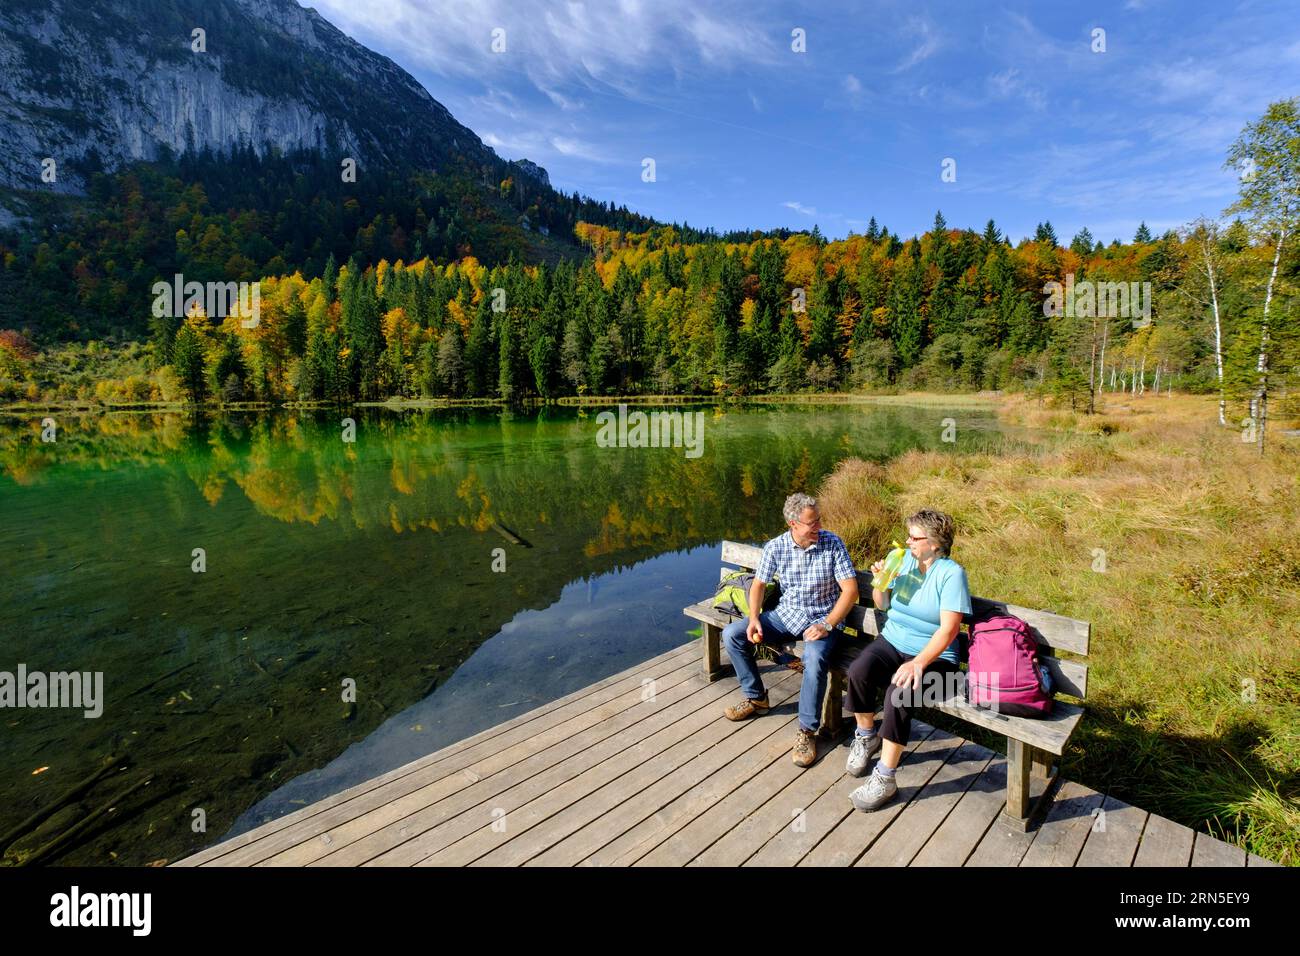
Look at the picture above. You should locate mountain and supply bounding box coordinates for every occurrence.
[0,0,547,198]
[0,0,664,339]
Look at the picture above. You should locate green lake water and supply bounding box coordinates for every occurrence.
[0,401,1010,864]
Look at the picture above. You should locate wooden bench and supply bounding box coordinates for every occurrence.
[683,540,1091,830]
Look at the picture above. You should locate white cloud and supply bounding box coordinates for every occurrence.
[891,17,942,73]
[309,0,780,103]
[783,201,818,216]
[987,67,1046,112]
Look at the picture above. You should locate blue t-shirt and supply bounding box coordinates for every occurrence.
[880,551,972,664]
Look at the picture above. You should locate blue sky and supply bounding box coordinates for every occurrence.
[307,0,1300,245]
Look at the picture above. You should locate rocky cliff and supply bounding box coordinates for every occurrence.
[0,0,546,195]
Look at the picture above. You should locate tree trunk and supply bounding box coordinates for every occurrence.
[1253,228,1285,455]
[1202,234,1226,425]
[1087,327,1097,414]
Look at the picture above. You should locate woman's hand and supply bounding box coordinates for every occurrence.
[870,559,886,576]
[892,659,924,690]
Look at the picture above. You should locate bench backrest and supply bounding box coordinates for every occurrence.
[720,539,1091,700]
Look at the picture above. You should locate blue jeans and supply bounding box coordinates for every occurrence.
[722,611,840,734]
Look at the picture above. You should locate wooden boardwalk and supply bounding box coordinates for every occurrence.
[176,642,1276,867]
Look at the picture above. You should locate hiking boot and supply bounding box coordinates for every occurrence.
[792,728,817,767]
[850,769,898,811]
[845,732,881,777]
[723,696,769,721]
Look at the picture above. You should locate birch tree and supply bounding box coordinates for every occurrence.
[1224,98,1300,454]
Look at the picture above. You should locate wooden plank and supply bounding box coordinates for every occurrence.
[842,604,886,639]
[525,694,806,866]
[342,663,757,866]
[969,597,1091,656]
[966,809,1037,866]
[692,731,851,867]
[634,731,814,867]
[797,725,959,867]
[1133,813,1195,867]
[928,694,1084,756]
[1075,794,1147,867]
[577,712,800,866]
[1191,831,1247,867]
[721,540,762,569]
[446,668,808,867]
[742,744,863,867]
[684,602,733,628]
[414,668,808,866]
[856,741,994,866]
[1019,780,1105,867]
[912,756,1007,866]
[1247,852,1280,867]
[296,658,743,868]
[1039,656,1088,699]
[240,652,708,866]
[177,642,699,866]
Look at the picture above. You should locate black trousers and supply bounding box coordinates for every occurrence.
[844,638,959,746]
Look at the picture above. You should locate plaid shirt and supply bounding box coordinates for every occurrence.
[754,529,857,635]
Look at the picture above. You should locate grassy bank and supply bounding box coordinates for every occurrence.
[816,393,1300,865]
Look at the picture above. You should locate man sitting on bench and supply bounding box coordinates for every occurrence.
[720,492,859,768]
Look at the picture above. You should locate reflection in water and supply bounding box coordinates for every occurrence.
[0,402,1006,864]
[228,543,722,836]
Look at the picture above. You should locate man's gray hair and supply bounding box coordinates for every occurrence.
[783,492,817,524]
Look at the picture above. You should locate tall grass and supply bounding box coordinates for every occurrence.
[817,393,1300,865]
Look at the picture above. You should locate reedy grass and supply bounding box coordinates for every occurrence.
[817,393,1300,864]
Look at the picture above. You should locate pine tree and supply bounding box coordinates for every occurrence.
[321,254,338,303]
[890,245,925,366]
[1134,221,1153,243]
[1070,227,1096,256]
[464,296,496,397]
[437,327,465,397]
[172,323,207,403]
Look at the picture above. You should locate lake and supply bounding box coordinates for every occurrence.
[0,400,1008,864]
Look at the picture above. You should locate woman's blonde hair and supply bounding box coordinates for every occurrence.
[906,509,955,557]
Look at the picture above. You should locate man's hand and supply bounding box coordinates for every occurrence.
[803,622,830,641]
[746,616,764,644]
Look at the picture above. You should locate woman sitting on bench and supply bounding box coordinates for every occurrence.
[844,508,972,812]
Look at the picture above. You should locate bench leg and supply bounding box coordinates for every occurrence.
[702,623,722,682]
[1031,745,1054,780]
[1003,740,1061,831]
[1006,738,1032,824]
[819,669,844,739]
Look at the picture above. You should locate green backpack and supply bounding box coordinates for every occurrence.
[712,570,781,618]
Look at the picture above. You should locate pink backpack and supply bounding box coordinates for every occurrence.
[965,613,1053,718]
